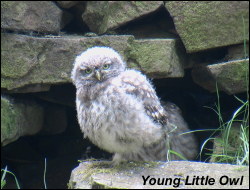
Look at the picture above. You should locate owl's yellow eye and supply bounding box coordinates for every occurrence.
[102,64,110,70]
[84,68,92,74]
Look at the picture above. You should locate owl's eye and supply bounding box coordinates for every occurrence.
[84,68,92,74]
[102,64,111,70]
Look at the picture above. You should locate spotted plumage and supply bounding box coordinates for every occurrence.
[71,46,197,164]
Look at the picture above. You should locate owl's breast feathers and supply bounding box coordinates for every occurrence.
[119,70,169,127]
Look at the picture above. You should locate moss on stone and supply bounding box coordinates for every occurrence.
[107,2,162,29]
[209,59,249,94]
[1,32,183,91]
[165,1,249,52]
[1,1,16,9]
[1,97,19,144]
[128,39,184,78]
[79,160,160,179]
[1,33,41,79]
[216,60,248,83]
[1,96,44,146]
[70,160,161,189]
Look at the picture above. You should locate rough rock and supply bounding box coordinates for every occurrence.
[1,95,44,146]
[1,33,133,91]
[82,1,163,34]
[1,33,186,92]
[192,59,249,95]
[81,1,109,34]
[128,39,185,78]
[165,1,249,53]
[68,161,249,189]
[1,1,72,33]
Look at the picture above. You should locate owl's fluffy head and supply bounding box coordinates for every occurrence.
[71,46,126,87]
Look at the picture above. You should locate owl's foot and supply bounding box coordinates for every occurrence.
[112,153,128,166]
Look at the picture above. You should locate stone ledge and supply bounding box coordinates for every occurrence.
[192,59,249,95]
[1,33,185,92]
[69,160,249,189]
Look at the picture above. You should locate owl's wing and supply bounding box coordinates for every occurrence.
[121,70,168,126]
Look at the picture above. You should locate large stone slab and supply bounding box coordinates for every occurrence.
[165,1,249,53]
[1,33,186,92]
[1,95,44,146]
[1,33,134,91]
[82,1,163,34]
[192,59,249,95]
[68,161,249,189]
[1,1,72,33]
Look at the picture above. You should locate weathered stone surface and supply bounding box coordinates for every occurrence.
[69,161,249,189]
[82,1,163,34]
[56,1,80,9]
[165,1,249,53]
[82,1,108,34]
[1,33,186,92]
[1,33,134,91]
[1,95,44,146]
[128,39,185,78]
[192,59,249,95]
[1,1,72,33]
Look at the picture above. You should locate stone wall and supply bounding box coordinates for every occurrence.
[1,1,249,143]
[1,1,249,189]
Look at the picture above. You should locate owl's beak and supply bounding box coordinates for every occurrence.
[95,70,102,81]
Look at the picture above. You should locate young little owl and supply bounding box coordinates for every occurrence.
[71,46,197,164]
